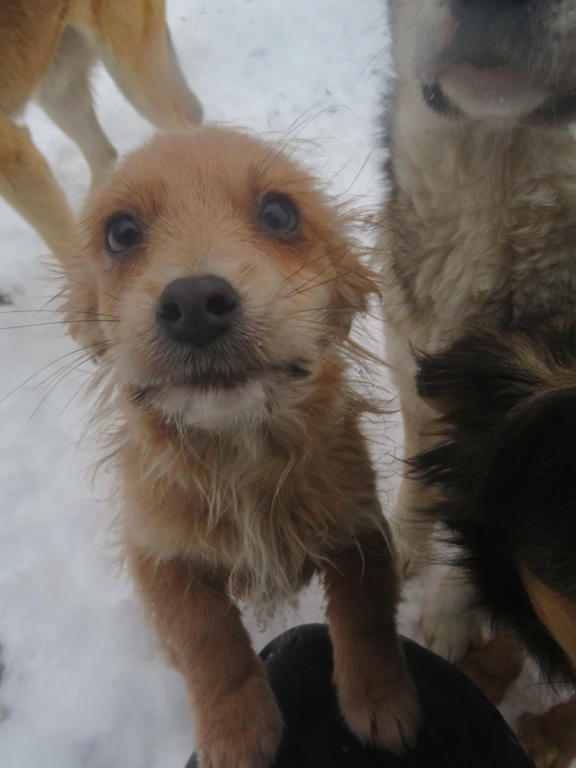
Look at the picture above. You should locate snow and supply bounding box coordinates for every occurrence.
[0,1,557,767]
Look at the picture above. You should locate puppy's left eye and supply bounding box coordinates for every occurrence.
[105,214,144,255]
[257,193,301,239]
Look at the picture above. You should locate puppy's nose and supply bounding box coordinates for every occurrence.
[157,276,239,347]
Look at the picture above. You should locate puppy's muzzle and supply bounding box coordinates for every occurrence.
[157,276,239,348]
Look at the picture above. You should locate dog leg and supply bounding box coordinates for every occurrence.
[324,529,421,754]
[129,549,283,768]
[517,699,576,768]
[458,625,525,705]
[96,0,203,129]
[393,410,437,577]
[0,111,75,264]
[34,26,117,189]
[406,409,483,662]
[421,568,483,662]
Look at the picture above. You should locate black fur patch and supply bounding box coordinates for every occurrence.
[411,318,576,687]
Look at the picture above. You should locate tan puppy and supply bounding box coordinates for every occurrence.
[66,126,420,768]
[0,0,202,263]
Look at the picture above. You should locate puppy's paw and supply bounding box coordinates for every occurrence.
[517,710,576,768]
[196,670,283,768]
[338,672,421,755]
[421,573,482,662]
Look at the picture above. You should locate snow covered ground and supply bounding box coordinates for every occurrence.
[0,1,559,767]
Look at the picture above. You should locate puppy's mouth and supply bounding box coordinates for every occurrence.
[128,359,312,426]
[130,374,250,402]
[423,62,576,126]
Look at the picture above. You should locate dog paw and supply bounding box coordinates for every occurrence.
[421,572,482,662]
[195,671,283,768]
[517,710,576,768]
[338,673,421,755]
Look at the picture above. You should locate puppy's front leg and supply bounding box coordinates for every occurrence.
[129,549,283,768]
[324,529,421,754]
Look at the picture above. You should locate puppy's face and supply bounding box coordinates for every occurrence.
[389,0,576,125]
[71,127,375,429]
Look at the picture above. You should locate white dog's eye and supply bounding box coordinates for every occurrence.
[105,214,144,255]
[257,193,301,239]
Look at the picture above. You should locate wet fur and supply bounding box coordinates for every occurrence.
[0,0,202,264]
[65,126,420,768]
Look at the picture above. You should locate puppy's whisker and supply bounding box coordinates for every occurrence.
[289,319,334,330]
[65,275,120,302]
[0,340,107,405]
[60,362,107,415]
[29,355,99,421]
[32,344,111,394]
[284,268,364,299]
[0,319,117,331]
[279,266,337,299]
[295,304,377,313]
[0,308,110,316]
[62,307,120,319]
[254,121,317,176]
[267,236,362,302]
[276,250,338,294]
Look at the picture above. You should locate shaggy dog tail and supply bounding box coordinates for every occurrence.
[411,318,576,686]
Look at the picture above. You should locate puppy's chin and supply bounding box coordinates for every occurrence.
[147,381,268,430]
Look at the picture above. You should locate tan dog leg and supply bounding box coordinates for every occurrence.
[0,111,75,262]
[517,699,576,768]
[96,0,203,129]
[34,27,117,189]
[324,531,421,754]
[129,549,283,768]
[458,625,525,705]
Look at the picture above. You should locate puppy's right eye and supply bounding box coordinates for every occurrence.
[105,214,144,255]
[257,193,301,239]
